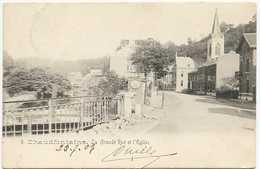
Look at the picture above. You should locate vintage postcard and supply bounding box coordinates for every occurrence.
[2,2,257,168]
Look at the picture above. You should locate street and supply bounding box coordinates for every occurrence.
[147,91,255,133]
[2,92,256,168]
[141,91,256,167]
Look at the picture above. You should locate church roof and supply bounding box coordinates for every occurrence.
[212,9,221,35]
[243,33,256,48]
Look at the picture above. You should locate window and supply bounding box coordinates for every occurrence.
[246,80,250,93]
[253,49,256,66]
[181,80,183,87]
[181,73,183,77]
[246,58,250,72]
[209,44,212,57]
[215,43,221,56]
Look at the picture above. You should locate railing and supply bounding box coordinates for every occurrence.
[2,95,124,137]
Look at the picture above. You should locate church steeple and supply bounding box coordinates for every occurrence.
[207,9,224,61]
[212,9,221,35]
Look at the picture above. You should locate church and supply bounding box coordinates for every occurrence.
[188,9,240,96]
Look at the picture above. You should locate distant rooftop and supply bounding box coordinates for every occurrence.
[243,33,256,48]
[176,56,197,69]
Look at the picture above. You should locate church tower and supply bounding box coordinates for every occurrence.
[207,9,224,61]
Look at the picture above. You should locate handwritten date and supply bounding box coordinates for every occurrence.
[56,140,97,157]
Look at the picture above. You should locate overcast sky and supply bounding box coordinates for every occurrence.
[4,3,256,61]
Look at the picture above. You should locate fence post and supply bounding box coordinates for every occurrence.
[13,119,16,136]
[121,95,125,118]
[116,96,120,118]
[105,98,108,122]
[3,115,6,137]
[27,113,32,135]
[123,93,132,118]
[21,117,23,136]
[80,98,84,130]
[48,99,54,134]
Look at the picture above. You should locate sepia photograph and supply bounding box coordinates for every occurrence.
[2,2,257,168]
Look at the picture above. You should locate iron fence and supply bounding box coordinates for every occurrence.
[2,95,124,137]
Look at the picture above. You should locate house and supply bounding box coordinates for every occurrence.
[109,40,142,78]
[90,68,103,76]
[80,70,105,97]
[237,33,256,101]
[159,65,175,90]
[188,9,240,96]
[67,72,83,96]
[173,56,197,92]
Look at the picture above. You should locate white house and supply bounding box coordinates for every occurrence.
[175,56,197,92]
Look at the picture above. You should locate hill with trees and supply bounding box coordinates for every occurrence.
[176,14,256,65]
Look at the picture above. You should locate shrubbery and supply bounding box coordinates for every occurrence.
[216,86,239,99]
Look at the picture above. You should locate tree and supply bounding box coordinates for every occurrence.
[4,67,71,97]
[220,22,234,33]
[175,14,256,63]
[131,38,174,80]
[244,14,256,33]
[164,41,177,63]
[187,37,193,45]
[221,76,239,90]
[3,51,15,77]
[98,71,128,96]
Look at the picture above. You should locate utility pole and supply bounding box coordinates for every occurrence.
[161,91,165,109]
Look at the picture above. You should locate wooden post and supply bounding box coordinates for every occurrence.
[161,91,165,109]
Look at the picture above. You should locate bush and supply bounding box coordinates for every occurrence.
[181,89,193,94]
[216,87,239,99]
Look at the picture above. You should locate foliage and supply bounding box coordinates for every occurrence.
[98,71,128,96]
[178,37,209,65]
[216,88,239,99]
[3,51,15,78]
[221,76,239,90]
[176,14,256,64]
[4,67,71,97]
[216,76,239,99]
[131,38,174,79]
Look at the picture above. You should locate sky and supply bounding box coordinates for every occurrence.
[4,3,256,61]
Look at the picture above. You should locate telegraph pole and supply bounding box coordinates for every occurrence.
[161,91,165,109]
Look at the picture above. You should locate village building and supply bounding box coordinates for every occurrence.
[109,40,141,78]
[80,68,105,96]
[162,55,197,92]
[236,33,256,101]
[67,72,83,96]
[160,65,175,90]
[175,56,197,92]
[109,39,156,92]
[188,9,240,95]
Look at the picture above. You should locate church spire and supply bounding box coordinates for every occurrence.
[212,9,221,35]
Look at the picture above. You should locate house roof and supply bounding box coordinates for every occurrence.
[176,56,197,69]
[243,33,256,48]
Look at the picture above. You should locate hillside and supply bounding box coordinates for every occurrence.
[177,14,256,65]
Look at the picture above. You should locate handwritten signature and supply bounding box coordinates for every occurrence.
[101,145,177,168]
